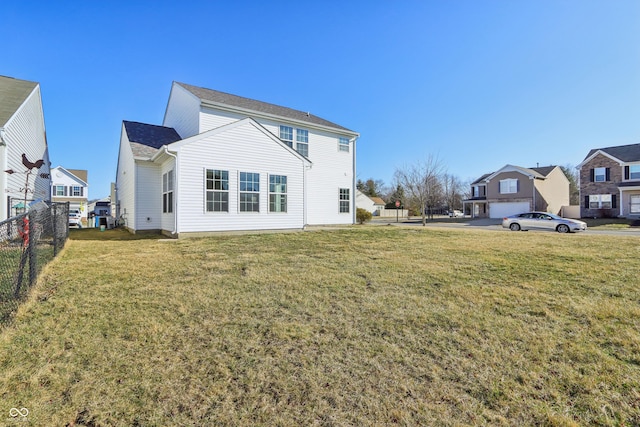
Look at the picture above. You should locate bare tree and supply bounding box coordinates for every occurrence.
[394,155,445,226]
[442,173,464,211]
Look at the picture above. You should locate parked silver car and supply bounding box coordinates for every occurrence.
[502,212,587,233]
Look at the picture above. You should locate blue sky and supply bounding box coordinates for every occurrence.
[5,1,639,198]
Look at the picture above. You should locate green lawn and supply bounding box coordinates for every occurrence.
[0,227,639,426]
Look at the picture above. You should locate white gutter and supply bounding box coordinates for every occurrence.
[163,147,179,236]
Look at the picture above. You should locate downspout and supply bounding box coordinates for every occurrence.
[163,147,178,236]
[531,176,536,211]
[351,136,358,224]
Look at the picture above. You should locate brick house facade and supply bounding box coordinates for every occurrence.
[578,143,640,218]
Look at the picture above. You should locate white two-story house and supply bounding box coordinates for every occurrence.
[50,166,89,222]
[116,82,359,236]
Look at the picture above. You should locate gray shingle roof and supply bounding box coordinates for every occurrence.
[176,82,356,133]
[585,143,640,162]
[0,75,38,127]
[123,121,182,158]
[529,166,556,177]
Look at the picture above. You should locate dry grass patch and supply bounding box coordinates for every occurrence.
[0,227,639,425]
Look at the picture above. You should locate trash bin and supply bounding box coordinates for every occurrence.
[100,225,106,232]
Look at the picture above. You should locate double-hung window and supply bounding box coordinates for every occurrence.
[339,188,350,213]
[72,186,82,197]
[206,169,229,212]
[269,175,287,213]
[280,126,309,157]
[54,185,65,196]
[338,137,349,152]
[589,194,612,209]
[240,172,260,212]
[629,165,640,180]
[279,126,294,148]
[594,167,607,182]
[296,129,309,157]
[162,170,174,213]
[499,179,518,194]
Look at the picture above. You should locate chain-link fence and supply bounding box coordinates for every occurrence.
[0,201,69,327]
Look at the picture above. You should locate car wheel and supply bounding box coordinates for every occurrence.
[509,223,520,231]
[557,224,569,233]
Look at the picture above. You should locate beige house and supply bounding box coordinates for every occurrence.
[464,165,570,218]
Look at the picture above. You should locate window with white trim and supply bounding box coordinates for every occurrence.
[499,178,518,194]
[339,137,349,152]
[72,186,82,197]
[280,126,293,148]
[269,175,287,213]
[296,129,308,157]
[339,188,350,213]
[54,185,65,196]
[594,167,606,182]
[473,186,480,197]
[162,170,174,213]
[630,195,640,214]
[630,165,640,180]
[206,169,229,212]
[239,172,260,212]
[589,194,612,209]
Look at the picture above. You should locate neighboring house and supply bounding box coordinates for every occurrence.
[116,82,359,236]
[0,75,51,220]
[50,166,89,221]
[463,164,569,218]
[578,143,640,218]
[356,190,385,216]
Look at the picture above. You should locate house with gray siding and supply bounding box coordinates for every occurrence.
[116,82,359,236]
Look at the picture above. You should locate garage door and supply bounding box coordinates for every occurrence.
[489,202,529,218]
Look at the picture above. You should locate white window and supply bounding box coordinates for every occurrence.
[473,186,479,197]
[339,137,349,152]
[206,169,229,212]
[279,126,293,148]
[296,129,309,157]
[269,175,287,213]
[594,167,606,182]
[54,185,65,196]
[629,165,640,180]
[239,172,260,212]
[589,194,612,209]
[162,170,173,213]
[499,179,518,194]
[72,186,82,197]
[339,188,350,213]
[630,195,640,214]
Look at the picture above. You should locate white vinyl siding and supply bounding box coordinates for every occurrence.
[173,120,306,233]
[162,83,200,138]
[135,162,162,230]
[116,129,137,229]
[2,84,51,220]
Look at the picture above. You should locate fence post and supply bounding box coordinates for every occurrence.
[52,203,58,257]
[28,212,37,287]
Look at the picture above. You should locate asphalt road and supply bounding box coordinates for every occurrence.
[371,217,640,236]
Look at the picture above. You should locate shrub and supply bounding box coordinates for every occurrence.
[356,208,373,224]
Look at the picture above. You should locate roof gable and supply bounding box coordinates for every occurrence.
[583,143,640,164]
[165,117,311,165]
[175,82,356,134]
[52,166,88,186]
[0,75,38,127]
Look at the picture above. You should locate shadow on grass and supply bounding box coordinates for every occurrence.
[69,227,165,241]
